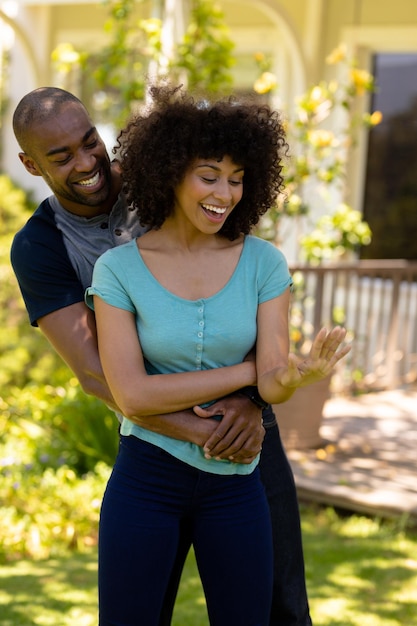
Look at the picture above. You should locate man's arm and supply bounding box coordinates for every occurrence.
[38,302,263,462]
[38,302,117,407]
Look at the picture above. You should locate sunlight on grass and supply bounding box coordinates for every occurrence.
[0,553,98,626]
[172,550,209,625]
[1,506,416,626]
[301,506,417,626]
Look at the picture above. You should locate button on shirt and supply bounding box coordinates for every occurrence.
[86,235,292,475]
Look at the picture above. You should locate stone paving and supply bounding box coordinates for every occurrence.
[284,388,417,522]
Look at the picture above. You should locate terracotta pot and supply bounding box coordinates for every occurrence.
[273,377,331,449]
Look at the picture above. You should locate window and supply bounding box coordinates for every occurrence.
[361,53,417,259]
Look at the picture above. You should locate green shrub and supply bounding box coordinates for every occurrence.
[0,459,109,561]
[0,173,73,391]
[1,173,119,474]
[2,379,119,474]
[1,375,117,561]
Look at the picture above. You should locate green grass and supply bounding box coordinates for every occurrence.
[302,507,417,626]
[1,506,416,626]
[0,552,98,626]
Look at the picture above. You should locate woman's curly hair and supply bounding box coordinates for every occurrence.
[116,84,288,240]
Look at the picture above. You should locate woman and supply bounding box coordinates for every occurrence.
[86,85,349,625]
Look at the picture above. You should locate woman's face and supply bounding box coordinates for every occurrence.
[173,155,244,233]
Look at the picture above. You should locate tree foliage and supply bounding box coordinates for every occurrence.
[253,44,379,262]
[52,0,235,129]
[171,0,235,94]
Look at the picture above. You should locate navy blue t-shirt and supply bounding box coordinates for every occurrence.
[11,195,145,326]
[11,198,83,326]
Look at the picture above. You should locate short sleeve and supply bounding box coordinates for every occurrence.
[10,210,84,326]
[255,239,293,304]
[85,249,136,314]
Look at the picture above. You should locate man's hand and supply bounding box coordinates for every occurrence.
[193,395,265,464]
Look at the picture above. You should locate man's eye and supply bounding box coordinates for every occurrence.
[86,139,98,149]
[54,156,71,165]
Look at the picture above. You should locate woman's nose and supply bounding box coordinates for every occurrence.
[213,179,232,202]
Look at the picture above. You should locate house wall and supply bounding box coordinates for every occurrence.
[2,0,417,257]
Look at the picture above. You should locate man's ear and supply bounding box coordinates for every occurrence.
[18,152,43,177]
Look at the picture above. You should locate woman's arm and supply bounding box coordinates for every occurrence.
[255,289,294,405]
[256,289,351,405]
[94,296,256,419]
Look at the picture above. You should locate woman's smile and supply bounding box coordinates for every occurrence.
[201,202,229,222]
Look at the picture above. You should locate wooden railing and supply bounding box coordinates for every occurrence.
[288,260,417,392]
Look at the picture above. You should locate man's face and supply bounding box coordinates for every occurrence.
[20,102,114,216]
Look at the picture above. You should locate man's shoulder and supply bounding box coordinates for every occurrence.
[10,196,84,327]
[13,197,59,246]
[11,196,67,277]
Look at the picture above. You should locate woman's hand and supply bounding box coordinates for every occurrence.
[279,326,351,390]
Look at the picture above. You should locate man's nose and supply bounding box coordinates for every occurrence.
[74,150,96,171]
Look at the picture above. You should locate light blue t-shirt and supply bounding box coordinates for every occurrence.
[86,234,292,474]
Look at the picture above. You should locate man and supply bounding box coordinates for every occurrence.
[11,87,312,625]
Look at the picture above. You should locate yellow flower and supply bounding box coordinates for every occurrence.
[350,68,373,95]
[253,72,277,94]
[326,43,347,65]
[310,85,325,102]
[285,194,303,215]
[290,329,303,344]
[362,110,383,128]
[51,43,80,64]
[370,110,383,126]
[307,129,336,148]
[139,18,162,34]
[254,52,265,63]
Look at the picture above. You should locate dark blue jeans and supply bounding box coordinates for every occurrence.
[98,435,273,625]
[158,408,312,626]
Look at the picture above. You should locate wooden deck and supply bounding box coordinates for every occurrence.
[284,389,417,523]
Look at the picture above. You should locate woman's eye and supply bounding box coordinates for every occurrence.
[229,179,243,186]
[201,177,217,183]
